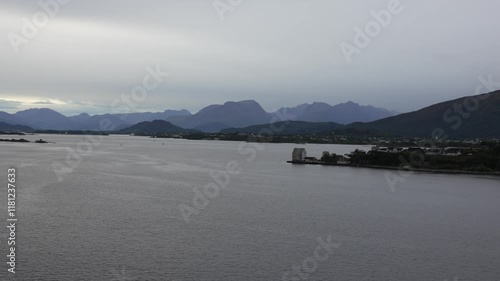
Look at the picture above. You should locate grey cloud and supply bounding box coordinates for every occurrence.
[0,99,21,110]
[33,100,55,105]
[1,0,499,115]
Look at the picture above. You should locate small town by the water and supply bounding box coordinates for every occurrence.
[288,144,500,175]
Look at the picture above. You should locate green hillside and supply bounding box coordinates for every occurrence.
[221,121,345,135]
[0,122,34,133]
[351,90,500,138]
[118,120,193,135]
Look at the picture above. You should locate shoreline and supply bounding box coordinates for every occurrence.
[286,161,500,177]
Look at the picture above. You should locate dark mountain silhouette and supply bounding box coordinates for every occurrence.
[273,101,395,124]
[0,122,34,133]
[351,90,500,138]
[194,122,231,133]
[115,110,191,125]
[222,91,500,138]
[67,110,192,130]
[0,111,17,124]
[67,113,91,123]
[274,103,310,119]
[222,121,345,135]
[0,100,395,132]
[71,114,132,131]
[11,108,75,130]
[167,100,272,132]
[8,93,497,138]
[118,120,192,134]
[0,108,191,131]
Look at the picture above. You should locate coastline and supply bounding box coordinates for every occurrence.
[286,161,500,177]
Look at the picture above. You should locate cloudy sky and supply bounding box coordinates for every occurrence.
[1,0,499,116]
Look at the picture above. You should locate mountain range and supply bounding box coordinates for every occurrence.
[350,90,500,138]
[0,100,395,132]
[273,101,397,124]
[0,109,191,131]
[2,91,498,138]
[221,121,345,135]
[225,90,500,138]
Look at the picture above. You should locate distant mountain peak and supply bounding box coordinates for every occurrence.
[118,119,191,134]
[75,113,90,117]
[343,101,358,105]
[166,100,270,132]
[222,100,261,107]
[237,99,259,105]
[18,108,62,114]
[272,101,395,125]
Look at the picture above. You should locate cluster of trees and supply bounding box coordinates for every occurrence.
[0,138,30,143]
[320,153,338,163]
[347,144,500,172]
[439,142,500,172]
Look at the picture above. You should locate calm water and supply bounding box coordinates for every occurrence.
[1,134,499,281]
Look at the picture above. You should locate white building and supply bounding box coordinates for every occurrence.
[292,148,307,162]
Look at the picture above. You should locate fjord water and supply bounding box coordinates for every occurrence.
[1,135,499,281]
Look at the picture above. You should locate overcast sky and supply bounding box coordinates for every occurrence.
[1,0,499,116]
